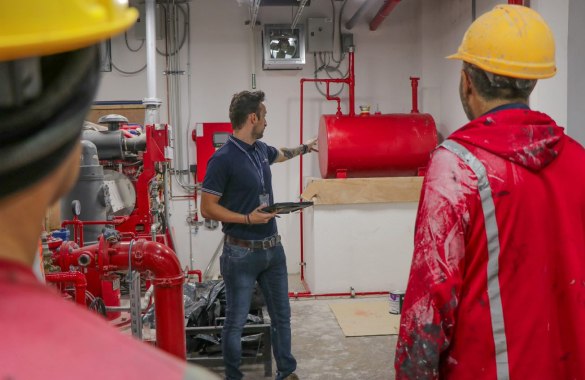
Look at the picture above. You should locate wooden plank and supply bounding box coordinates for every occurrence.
[44,200,61,232]
[91,104,146,110]
[329,301,400,337]
[301,177,423,205]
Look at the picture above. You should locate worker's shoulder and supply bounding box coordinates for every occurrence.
[207,143,236,167]
[565,135,585,156]
[0,286,218,379]
[428,146,474,174]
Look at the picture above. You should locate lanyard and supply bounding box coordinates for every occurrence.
[229,136,267,194]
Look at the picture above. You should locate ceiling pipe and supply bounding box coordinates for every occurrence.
[250,0,261,28]
[291,0,309,30]
[346,0,377,30]
[370,0,402,31]
[143,0,161,125]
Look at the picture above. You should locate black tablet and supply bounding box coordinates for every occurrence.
[260,202,314,214]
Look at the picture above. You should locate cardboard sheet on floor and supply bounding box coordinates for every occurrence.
[329,301,401,337]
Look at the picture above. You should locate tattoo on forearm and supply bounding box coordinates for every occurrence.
[280,146,304,160]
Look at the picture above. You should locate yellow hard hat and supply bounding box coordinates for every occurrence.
[0,0,139,62]
[447,4,556,79]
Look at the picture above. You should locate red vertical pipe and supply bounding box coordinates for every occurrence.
[508,0,523,4]
[108,240,186,359]
[370,0,402,31]
[410,77,420,114]
[45,272,87,306]
[300,79,305,282]
[348,47,355,116]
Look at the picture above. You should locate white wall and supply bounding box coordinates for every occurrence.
[421,0,574,138]
[529,0,570,129]
[95,0,424,275]
[421,0,506,140]
[568,0,585,144]
[304,203,418,294]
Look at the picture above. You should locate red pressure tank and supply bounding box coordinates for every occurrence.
[318,113,438,178]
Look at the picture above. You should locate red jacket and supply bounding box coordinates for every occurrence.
[395,108,585,380]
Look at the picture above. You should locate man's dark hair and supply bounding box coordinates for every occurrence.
[229,91,266,130]
[463,62,536,102]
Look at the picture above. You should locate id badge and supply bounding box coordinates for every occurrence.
[259,194,269,207]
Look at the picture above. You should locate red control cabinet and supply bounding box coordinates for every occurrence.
[192,123,233,183]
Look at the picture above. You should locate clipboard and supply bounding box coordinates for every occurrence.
[260,202,314,214]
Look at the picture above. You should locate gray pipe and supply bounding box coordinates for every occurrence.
[143,0,161,125]
[346,0,377,30]
[203,237,224,280]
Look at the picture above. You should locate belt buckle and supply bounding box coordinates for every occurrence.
[262,237,274,250]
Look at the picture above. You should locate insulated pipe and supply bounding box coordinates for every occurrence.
[143,0,161,124]
[108,240,186,359]
[45,272,87,306]
[370,0,402,31]
[145,0,157,101]
[291,0,310,30]
[346,0,377,30]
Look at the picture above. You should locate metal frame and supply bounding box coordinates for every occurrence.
[262,23,306,70]
[186,324,272,378]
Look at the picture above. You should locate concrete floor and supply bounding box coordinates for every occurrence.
[209,275,397,380]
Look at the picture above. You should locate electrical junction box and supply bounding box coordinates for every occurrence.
[308,18,334,53]
[341,34,354,53]
[132,4,164,40]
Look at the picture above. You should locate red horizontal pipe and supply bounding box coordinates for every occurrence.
[79,216,129,226]
[370,0,402,31]
[109,240,186,359]
[187,270,202,283]
[290,291,389,298]
[46,272,87,306]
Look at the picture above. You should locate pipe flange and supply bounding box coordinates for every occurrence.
[142,98,162,107]
[151,274,184,288]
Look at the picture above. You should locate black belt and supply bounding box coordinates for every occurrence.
[225,234,281,250]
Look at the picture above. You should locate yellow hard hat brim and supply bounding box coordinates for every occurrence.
[0,8,138,62]
[446,52,557,80]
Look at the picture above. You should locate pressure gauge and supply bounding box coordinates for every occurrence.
[71,200,81,217]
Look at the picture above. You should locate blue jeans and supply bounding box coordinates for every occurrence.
[220,240,297,380]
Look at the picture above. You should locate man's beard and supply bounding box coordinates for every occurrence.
[252,125,264,140]
[459,79,475,121]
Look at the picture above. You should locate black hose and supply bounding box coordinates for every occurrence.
[89,298,108,319]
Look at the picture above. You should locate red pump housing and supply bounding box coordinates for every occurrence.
[318,113,437,178]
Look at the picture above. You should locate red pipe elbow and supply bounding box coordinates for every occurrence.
[45,272,87,306]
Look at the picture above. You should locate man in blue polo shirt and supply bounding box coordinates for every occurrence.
[201,91,317,380]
